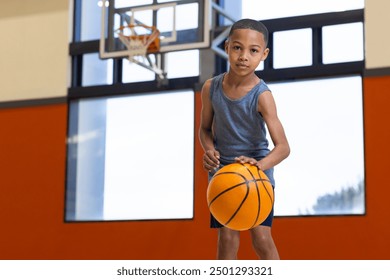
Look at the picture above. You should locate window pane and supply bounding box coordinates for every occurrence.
[115,0,153,8]
[242,0,364,20]
[157,5,175,33]
[82,54,113,86]
[269,76,365,216]
[66,98,107,220]
[122,57,156,83]
[322,22,364,64]
[80,0,102,41]
[125,9,153,26]
[66,90,195,221]
[166,50,199,78]
[158,0,184,2]
[273,28,312,69]
[157,3,198,33]
[103,91,194,220]
[176,3,199,30]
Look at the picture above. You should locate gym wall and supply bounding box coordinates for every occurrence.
[0,0,389,259]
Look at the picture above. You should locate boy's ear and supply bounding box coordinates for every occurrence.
[262,48,270,60]
[224,39,229,53]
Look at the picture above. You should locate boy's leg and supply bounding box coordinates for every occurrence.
[249,225,280,260]
[217,227,240,260]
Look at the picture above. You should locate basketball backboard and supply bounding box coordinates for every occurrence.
[99,0,210,60]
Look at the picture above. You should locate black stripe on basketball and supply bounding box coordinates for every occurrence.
[256,167,274,205]
[224,179,251,226]
[241,163,261,228]
[208,170,252,226]
[208,171,248,207]
[208,181,248,207]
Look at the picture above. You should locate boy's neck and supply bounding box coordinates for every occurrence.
[224,72,260,88]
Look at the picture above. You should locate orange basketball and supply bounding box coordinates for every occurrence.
[207,163,274,231]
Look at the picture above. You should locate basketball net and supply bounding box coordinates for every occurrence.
[116,24,160,62]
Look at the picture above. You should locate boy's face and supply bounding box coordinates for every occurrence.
[225,28,269,75]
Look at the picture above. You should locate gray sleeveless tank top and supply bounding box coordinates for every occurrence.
[210,73,275,185]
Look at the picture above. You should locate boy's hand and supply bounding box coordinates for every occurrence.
[235,156,263,170]
[203,150,220,171]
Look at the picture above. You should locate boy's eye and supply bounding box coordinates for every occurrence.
[233,46,241,50]
[251,49,259,53]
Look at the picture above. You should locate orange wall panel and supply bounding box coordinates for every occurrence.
[0,102,216,260]
[0,104,68,258]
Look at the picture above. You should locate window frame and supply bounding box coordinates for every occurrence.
[69,0,363,97]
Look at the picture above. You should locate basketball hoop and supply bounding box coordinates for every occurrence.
[113,23,166,84]
[115,24,160,62]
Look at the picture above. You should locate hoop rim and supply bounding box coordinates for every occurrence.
[115,24,161,60]
[115,24,159,36]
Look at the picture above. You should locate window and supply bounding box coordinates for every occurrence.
[66,90,194,221]
[82,54,113,86]
[322,22,364,64]
[269,76,365,216]
[242,0,364,20]
[122,58,155,83]
[273,28,313,69]
[166,50,200,78]
[80,0,102,41]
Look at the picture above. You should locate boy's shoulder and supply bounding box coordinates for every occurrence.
[202,78,212,88]
[201,78,213,96]
[202,74,221,89]
[202,73,226,97]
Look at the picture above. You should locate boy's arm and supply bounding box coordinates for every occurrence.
[199,79,220,171]
[256,90,290,170]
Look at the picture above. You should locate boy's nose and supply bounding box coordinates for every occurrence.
[239,53,248,61]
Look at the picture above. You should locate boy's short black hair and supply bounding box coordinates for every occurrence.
[228,18,269,47]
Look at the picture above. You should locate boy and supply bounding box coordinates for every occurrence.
[199,19,290,259]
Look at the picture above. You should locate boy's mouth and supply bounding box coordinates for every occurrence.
[236,63,248,68]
